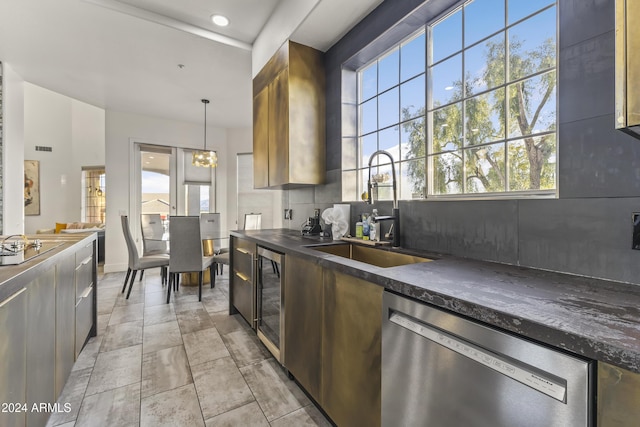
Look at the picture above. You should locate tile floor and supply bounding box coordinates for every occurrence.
[46,268,332,427]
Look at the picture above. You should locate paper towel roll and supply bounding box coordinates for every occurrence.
[333,204,350,236]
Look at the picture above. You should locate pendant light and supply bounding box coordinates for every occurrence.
[192,98,218,167]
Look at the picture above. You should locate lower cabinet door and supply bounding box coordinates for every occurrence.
[0,288,27,427]
[75,286,94,358]
[27,268,57,427]
[284,256,323,403]
[322,270,383,427]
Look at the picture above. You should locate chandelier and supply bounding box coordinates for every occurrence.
[192,98,218,167]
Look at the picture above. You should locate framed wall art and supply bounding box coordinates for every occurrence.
[24,160,40,215]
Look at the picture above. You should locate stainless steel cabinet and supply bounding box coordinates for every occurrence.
[55,253,76,396]
[26,267,57,427]
[0,288,27,427]
[230,236,256,327]
[75,243,94,358]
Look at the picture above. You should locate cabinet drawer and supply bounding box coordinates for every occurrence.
[76,242,93,266]
[75,255,93,301]
[234,237,255,253]
[231,272,254,327]
[234,248,254,277]
[75,286,94,358]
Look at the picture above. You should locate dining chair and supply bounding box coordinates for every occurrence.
[141,213,169,256]
[200,213,229,283]
[167,216,216,303]
[121,215,169,299]
[244,213,262,230]
[140,213,169,283]
[242,213,278,275]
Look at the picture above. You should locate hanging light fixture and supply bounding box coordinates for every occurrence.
[192,98,218,167]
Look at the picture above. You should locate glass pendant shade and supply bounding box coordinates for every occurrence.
[193,98,217,167]
[192,150,218,167]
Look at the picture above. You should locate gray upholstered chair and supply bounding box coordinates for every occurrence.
[200,213,229,283]
[121,215,169,299]
[141,213,169,256]
[167,216,216,303]
[244,213,262,230]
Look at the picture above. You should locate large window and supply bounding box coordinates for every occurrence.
[347,0,557,200]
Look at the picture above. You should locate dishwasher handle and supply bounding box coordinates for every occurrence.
[389,311,567,402]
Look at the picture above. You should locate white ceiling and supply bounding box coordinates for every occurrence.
[0,0,383,129]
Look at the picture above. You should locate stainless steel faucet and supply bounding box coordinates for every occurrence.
[365,150,400,248]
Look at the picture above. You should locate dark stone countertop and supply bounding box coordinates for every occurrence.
[231,228,640,374]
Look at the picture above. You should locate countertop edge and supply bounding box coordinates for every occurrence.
[0,233,97,302]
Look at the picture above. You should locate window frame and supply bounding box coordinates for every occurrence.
[343,0,558,202]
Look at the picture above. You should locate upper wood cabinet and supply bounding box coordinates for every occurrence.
[253,41,325,189]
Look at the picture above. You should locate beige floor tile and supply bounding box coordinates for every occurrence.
[46,367,92,426]
[175,303,215,334]
[201,288,229,314]
[96,313,110,336]
[183,327,230,367]
[140,383,205,427]
[192,356,254,420]
[75,383,140,427]
[108,302,144,325]
[141,345,192,398]
[100,320,143,353]
[98,295,117,315]
[142,320,182,354]
[72,336,103,372]
[240,358,310,421]
[145,290,168,307]
[143,303,176,326]
[270,404,333,427]
[204,401,269,427]
[210,313,252,336]
[85,345,142,396]
[221,329,272,368]
[117,285,146,305]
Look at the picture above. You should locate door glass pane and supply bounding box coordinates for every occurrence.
[82,168,106,223]
[141,149,171,223]
[185,184,210,215]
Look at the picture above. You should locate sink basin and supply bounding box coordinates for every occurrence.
[309,243,431,268]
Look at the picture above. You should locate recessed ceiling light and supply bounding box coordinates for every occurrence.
[211,14,229,27]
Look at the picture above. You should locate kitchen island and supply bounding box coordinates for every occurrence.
[230,228,640,427]
[0,233,97,427]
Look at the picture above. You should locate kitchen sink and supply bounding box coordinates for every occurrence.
[308,243,431,268]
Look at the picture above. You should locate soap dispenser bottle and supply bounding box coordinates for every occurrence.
[370,209,378,242]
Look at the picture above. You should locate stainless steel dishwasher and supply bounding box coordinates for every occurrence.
[382,291,593,427]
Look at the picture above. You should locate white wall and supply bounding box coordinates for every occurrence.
[226,128,252,231]
[22,83,105,233]
[104,110,231,273]
[252,0,320,76]
[2,63,25,235]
